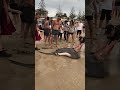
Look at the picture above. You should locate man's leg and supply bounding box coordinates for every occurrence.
[106,10,112,26]
[60,33,62,40]
[87,20,94,44]
[64,31,66,40]
[30,23,35,40]
[56,35,58,47]
[0,36,3,51]
[99,9,105,28]
[23,23,30,47]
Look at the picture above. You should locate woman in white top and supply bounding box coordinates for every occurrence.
[99,0,115,28]
[68,20,75,43]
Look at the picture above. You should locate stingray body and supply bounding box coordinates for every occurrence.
[39,48,80,59]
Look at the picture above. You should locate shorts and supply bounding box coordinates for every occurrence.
[115,1,120,6]
[44,29,50,36]
[77,30,82,35]
[68,32,74,35]
[10,3,19,14]
[85,16,93,20]
[20,4,35,24]
[10,3,19,10]
[52,29,59,35]
[100,9,112,20]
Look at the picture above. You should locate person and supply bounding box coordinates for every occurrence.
[68,20,75,43]
[51,16,62,48]
[9,0,21,24]
[94,0,101,28]
[58,23,63,41]
[35,13,41,50]
[20,0,35,47]
[93,25,120,60]
[63,21,69,41]
[73,36,85,52]
[44,17,51,46]
[99,0,115,28]
[113,0,120,19]
[85,0,97,44]
[0,0,18,57]
[76,21,84,37]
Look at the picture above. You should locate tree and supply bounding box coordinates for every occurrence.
[56,5,63,17]
[77,10,82,20]
[69,7,76,20]
[38,0,48,17]
[81,11,85,20]
[62,13,67,18]
[38,0,46,10]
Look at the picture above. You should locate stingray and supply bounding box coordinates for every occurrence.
[38,48,80,59]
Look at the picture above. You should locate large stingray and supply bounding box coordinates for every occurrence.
[38,48,80,59]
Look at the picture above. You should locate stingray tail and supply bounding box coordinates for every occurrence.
[37,51,55,55]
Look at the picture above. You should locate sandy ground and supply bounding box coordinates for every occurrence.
[35,32,85,90]
[0,13,35,90]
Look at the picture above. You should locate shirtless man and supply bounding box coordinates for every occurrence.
[85,0,97,44]
[51,16,62,47]
[20,0,35,47]
[44,17,51,46]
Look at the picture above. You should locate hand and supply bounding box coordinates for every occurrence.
[16,10,22,14]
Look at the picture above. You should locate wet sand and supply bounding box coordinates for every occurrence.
[35,33,85,90]
[0,13,35,90]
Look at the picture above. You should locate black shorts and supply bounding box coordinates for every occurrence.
[68,32,74,35]
[85,16,93,20]
[115,1,120,6]
[77,30,82,35]
[20,5,35,23]
[44,29,50,36]
[100,9,112,20]
[10,3,19,10]
[52,29,59,35]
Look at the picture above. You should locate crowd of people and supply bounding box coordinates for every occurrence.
[35,14,85,51]
[85,0,120,57]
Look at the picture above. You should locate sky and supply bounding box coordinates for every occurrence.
[35,0,85,17]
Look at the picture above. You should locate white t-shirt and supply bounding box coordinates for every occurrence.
[100,0,113,10]
[76,23,84,30]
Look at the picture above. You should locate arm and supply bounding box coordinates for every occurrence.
[59,21,62,30]
[93,0,97,13]
[112,0,115,12]
[51,20,55,29]
[95,40,118,59]
[8,7,21,14]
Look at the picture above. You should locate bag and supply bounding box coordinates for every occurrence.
[86,54,108,78]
